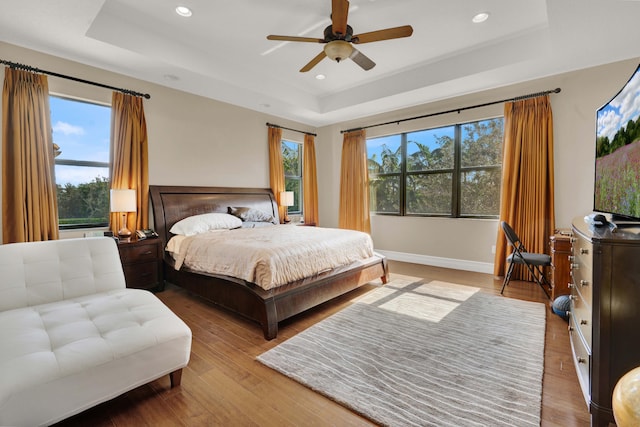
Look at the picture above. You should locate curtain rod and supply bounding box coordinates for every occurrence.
[0,59,151,99]
[266,122,317,137]
[341,87,561,134]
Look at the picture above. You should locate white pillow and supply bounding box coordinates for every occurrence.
[170,212,242,236]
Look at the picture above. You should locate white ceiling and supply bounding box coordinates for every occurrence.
[1,0,639,127]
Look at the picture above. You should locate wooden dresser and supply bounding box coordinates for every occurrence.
[549,231,572,299]
[569,217,640,426]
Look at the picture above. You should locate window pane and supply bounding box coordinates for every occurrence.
[461,119,503,167]
[370,175,400,213]
[56,165,110,226]
[284,177,301,213]
[50,97,110,163]
[282,140,301,176]
[460,169,501,215]
[406,173,452,214]
[50,96,111,228]
[367,135,401,174]
[282,140,302,214]
[407,127,455,171]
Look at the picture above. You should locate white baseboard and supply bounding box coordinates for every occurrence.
[375,249,494,275]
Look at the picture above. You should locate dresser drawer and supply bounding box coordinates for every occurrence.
[570,291,592,348]
[571,240,593,308]
[569,313,591,407]
[119,242,161,264]
[123,261,159,288]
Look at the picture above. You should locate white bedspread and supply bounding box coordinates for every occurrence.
[169,225,375,290]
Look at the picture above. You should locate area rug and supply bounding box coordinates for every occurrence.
[257,276,546,427]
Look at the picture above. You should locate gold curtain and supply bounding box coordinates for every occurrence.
[268,126,286,222]
[2,67,59,243]
[109,92,149,235]
[494,95,556,280]
[303,133,319,226]
[339,129,371,233]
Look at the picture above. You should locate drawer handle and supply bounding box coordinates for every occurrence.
[580,280,589,287]
[568,255,575,262]
[142,250,153,255]
[571,263,579,269]
[580,248,589,254]
[580,319,588,325]
[577,357,587,364]
[568,283,574,289]
[568,325,574,332]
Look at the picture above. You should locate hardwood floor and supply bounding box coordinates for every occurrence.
[54,260,591,426]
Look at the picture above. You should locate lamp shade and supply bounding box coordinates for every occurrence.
[110,189,137,212]
[280,191,294,207]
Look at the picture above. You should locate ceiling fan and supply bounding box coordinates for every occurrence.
[266,0,413,72]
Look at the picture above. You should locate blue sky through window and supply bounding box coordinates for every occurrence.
[367,127,455,162]
[50,96,110,186]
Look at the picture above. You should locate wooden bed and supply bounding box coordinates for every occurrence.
[149,185,389,340]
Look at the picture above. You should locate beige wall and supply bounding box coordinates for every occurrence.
[317,58,640,273]
[1,41,638,273]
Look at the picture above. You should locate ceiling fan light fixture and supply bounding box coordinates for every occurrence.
[324,40,353,63]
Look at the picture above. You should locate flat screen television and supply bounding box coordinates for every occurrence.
[594,63,640,223]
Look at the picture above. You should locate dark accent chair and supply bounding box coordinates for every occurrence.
[500,221,552,299]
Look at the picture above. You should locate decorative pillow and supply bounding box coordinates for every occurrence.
[228,206,275,223]
[169,212,242,236]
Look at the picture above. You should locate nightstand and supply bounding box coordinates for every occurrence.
[117,237,163,291]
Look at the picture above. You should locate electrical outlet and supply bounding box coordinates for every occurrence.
[491,245,496,254]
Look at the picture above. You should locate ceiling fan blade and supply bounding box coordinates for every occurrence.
[331,0,349,36]
[267,35,325,43]
[353,25,413,44]
[300,51,327,72]
[350,48,376,71]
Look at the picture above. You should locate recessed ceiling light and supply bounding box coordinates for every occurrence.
[315,74,326,80]
[472,12,489,23]
[175,6,192,17]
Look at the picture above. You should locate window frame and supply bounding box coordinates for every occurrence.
[50,94,112,230]
[281,139,303,215]
[367,117,503,219]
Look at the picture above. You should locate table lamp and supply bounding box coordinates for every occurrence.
[110,189,136,240]
[280,191,294,223]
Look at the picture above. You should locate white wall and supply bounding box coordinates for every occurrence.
[1,41,638,274]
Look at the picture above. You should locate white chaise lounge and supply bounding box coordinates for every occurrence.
[0,237,192,426]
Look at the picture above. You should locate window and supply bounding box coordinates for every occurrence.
[50,96,111,229]
[282,140,302,214]
[367,118,503,217]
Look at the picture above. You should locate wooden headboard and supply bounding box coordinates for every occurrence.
[149,185,280,247]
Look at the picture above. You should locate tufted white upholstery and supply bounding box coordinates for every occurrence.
[0,237,192,426]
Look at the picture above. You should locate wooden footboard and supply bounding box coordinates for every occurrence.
[165,255,388,340]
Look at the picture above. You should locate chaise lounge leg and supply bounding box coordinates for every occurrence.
[170,369,183,388]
